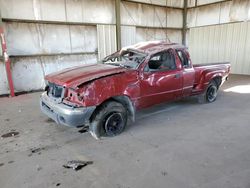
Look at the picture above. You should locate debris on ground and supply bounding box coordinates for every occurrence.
[63,160,93,171]
[161,171,168,176]
[36,165,42,171]
[0,163,4,167]
[78,127,89,134]
[1,131,19,138]
[56,183,61,186]
[8,161,14,164]
[30,147,45,154]
[45,118,54,123]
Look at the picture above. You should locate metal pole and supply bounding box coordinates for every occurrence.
[182,0,188,46]
[115,0,121,50]
[0,11,15,97]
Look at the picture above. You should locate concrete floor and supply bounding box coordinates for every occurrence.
[0,74,250,188]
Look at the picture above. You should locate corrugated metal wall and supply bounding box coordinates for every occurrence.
[136,28,182,43]
[4,22,97,55]
[97,25,117,60]
[189,21,250,75]
[0,61,9,94]
[187,0,250,75]
[119,1,183,48]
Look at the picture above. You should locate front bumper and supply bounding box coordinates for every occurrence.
[40,92,96,127]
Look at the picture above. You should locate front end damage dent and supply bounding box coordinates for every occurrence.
[40,92,96,127]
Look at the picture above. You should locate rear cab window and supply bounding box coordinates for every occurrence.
[176,49,191,68]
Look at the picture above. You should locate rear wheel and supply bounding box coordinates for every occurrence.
[89,101,127,139]
[198,80,218,103]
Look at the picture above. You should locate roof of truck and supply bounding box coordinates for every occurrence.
[122,41,186,55]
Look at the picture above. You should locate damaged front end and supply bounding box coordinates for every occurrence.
[40,82,96,127]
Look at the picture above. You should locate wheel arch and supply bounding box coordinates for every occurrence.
[211,76,222,88]
[90,95,135,125]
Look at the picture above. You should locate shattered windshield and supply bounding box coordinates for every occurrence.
[102,49,146,69]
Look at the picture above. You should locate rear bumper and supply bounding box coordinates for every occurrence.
[40,92,96,127]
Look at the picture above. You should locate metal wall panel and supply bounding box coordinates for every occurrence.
[187,0,250,27]
[166,0,184,8]
[166,8,183,28]
[127,0,166,6]
[0,61,9,95]
[81,0,115,24]
[11,54,97,92]
[0,0,115,24]
[40,0,66,21]
[121,1,183,28]
[97,25,117,60]
[188,0,196,8]
[122,0,184,8]
[4,22,41,55]
[69,25,97,53]
[4,22,97,55]
[136,28,182,43]
[121,26,136,47]
[195,4,220,26]
[0,0,35,20]
[197,0,224,6]
[189,21,250,75]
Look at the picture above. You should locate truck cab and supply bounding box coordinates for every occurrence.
[137,46,195,108]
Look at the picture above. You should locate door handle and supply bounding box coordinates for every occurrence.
[174,73,181,79]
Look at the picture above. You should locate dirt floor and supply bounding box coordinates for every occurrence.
[0,74,250,188]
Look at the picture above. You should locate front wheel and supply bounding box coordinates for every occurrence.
[198,81,218,103]
[89,101,127,139]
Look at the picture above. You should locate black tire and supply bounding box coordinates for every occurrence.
[89,101,127,139]
[198,80,218,103]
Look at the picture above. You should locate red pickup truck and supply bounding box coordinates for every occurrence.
[40,41,230,139]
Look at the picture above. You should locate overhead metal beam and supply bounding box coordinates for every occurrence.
[3,18,183,31]
[188,0,232,9]
[9,51,97,58]
[182,0,188,46]
[122,0,183,10]
[2,18,110,26]
[115,0,121,50]
[136,25,182,30]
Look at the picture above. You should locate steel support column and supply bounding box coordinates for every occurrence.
[115,0,121,50]
[0,11,15,97]
[182,0,188,46]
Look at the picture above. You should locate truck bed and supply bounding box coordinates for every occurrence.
[193,62,230,85]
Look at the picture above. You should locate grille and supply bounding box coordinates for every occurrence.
[48,83,63,98]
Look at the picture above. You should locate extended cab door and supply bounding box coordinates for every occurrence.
[138,49,183,108]
[176,49,195,97]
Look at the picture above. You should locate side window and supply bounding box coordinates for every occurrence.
[146,51,176,71]
[176,50,190,68]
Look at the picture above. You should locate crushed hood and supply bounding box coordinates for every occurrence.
[45,63,126,89]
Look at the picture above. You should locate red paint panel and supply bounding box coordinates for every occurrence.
[45,63,126,88]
